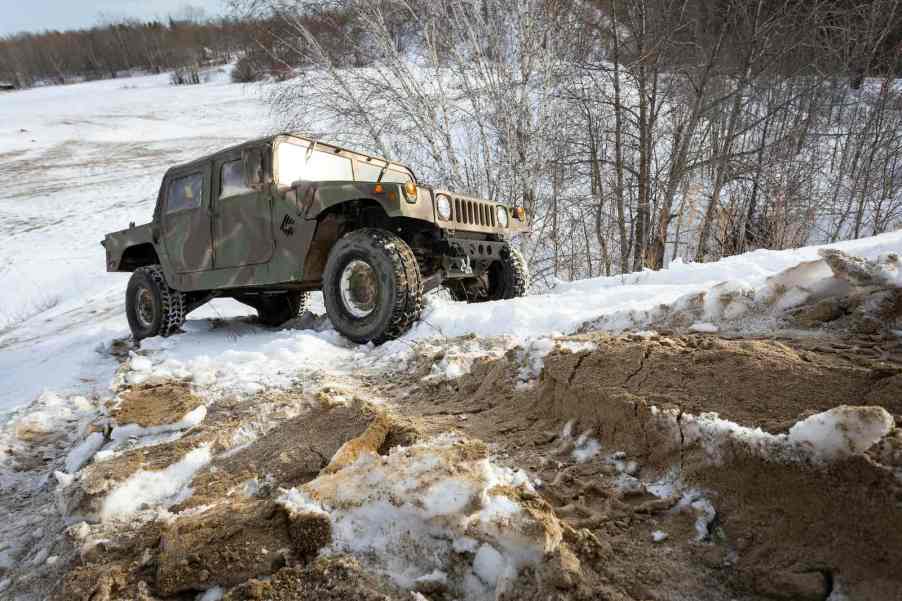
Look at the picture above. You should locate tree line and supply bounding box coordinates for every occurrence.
[0,15,250,87]
[236,0,902,282]
[3,0,901,284]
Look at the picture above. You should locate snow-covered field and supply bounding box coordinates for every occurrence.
[1,69,901,601]
[2,68,902,418]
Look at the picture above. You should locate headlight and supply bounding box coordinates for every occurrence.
[496,205,509,228]
[436,195,452,220]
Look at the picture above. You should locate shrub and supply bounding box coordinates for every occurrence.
[170,66,201,86]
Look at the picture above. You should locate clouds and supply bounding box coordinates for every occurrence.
[0,0,226,35]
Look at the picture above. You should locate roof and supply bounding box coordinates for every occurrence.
[165,133,417,182]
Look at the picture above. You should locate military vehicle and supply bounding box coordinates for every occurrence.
[103,134,529,344]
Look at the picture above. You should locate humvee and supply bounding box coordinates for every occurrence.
[103,134,529,344]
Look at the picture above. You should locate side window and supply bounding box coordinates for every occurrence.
[220,159,252,199]
[167,173,204,214]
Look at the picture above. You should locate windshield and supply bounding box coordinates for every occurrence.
[275,139,414,186]
[276,140,354,186]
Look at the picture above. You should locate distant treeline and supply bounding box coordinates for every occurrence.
[0,17,253,87]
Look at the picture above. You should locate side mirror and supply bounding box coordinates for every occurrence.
[242,148,264,189]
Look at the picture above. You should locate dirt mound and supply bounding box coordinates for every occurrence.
[224,556,406,601]
[157,499,331,595]
[389,333,902,600]
[178,396,417,512]
[111,383,203,428]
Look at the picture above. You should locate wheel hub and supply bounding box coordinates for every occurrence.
[135,286,155,328]
[340,259,378,318]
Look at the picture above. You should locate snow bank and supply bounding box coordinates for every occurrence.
[278,435,560,600]
[677,405,895,464]
[100,445,211,521]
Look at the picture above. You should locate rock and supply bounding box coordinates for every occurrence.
[753,569,829,601]
[788,297,846,327]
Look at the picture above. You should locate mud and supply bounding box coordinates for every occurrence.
[18,330,902,601]
[111,383,203,428]
[388,333,902,600]
[156,499,331,595]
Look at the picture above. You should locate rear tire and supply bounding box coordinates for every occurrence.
[257,292,310,327]
[447,246,529,302]
[235,291,310,327]
[323,228,423,344]
[125,265,185,341]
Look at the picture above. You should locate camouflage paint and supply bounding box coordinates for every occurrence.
[104,133,528,294]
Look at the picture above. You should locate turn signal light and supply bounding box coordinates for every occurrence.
[374,184,384,194]
[513,207,526,220]
[404,182,418,198]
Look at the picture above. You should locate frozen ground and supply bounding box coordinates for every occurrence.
[1,69,901,601]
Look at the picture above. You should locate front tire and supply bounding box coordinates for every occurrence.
[323,228,423,344]
[125,265,185,341]
[448,246,529,302]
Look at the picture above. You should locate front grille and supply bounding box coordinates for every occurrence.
[453,197,496,228]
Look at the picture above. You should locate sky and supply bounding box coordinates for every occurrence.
[0,0,228,35]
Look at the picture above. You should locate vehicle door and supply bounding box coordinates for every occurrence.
[162,167,213,273]
[212,150,274,269]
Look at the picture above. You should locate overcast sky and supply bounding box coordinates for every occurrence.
[0,0,228,35]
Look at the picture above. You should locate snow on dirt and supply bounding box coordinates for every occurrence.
[1,66,900,415]
[278,434,558,600]
[1,68,901,601]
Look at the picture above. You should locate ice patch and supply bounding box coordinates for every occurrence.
[196,586,224,601]
[101,445,211,521]
[64,431,106,473]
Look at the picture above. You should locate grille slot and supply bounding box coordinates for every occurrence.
[450,197,497,229]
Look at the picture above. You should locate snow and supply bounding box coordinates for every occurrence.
[689,322,719,333]
[651,530,668,543]
[278,435,553,600]
[196,587,224,601]
[277,487,328,516]
[110,405,207,442]
[787,406,895,460]
[572,432,602,463]
[0,65,900,419]
[675,491,717,541]
[0,70,899,597]
[100,445,212,521]
[677,405,895,464]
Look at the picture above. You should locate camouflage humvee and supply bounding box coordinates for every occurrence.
[103,134,529,344]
